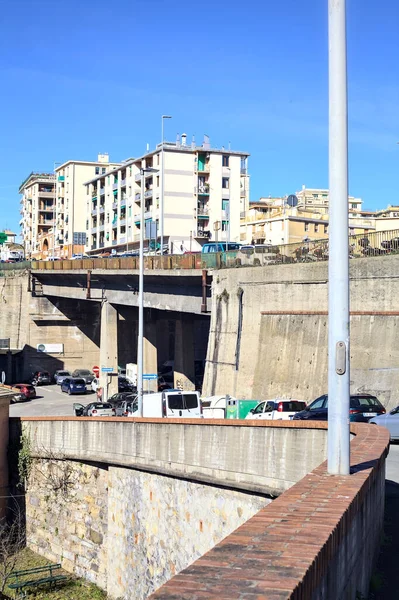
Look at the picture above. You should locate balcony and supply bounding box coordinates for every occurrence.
[121,179,126,187]
[120,199,126,208]
[222,190,230,200]
[92,196,97,202]
[112,220,117,228]
[135,173,141,182]
[91,207,97,216]
[240,188,247,197]
[99,224,105,232]
[92,227,98,234]
[135,192,141,201]
[100,187,105,195]
[112,202,118,209]
[91,244,97,250]
[112,182,118,190]
[99,242,105,248]
[197,164,210,173]
[119,219,126,227]
[197,186,210,196]
[99,206,105,214]
[38,191,54,198]
[197,229,211,238]
[58,176,65,182]
[39,205,55,212]
[222,167,231,177]
[240,167,247,175]
[144,190,153,199]
[120,237,126,244]
[112,240,118,246]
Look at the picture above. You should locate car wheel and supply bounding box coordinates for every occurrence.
[68,389,72,395]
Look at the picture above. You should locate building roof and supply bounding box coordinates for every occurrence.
[55,159,122,171]
[19,172,54,193]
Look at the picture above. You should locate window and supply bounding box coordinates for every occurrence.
[222,177,229,189]
[252,402,265,415]
[222,155,229,167]
[102,167,106,174]
[95,167,100,175]
[157,176,160,187]
[222,199,229,210]
[324,224,328,234]
[86,186,89,195]
[222,221,228,232]
[351,203,357,209]
[157,154,160,166]
[304,222,309,232]
[314,224,319,233]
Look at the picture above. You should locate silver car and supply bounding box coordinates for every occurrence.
[54,370,71,385]
[370,406,399,441]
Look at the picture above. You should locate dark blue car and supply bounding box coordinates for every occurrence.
[293,394,386,423]
[61,377,87,395]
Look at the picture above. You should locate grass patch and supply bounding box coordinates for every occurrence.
[4,548,107,599]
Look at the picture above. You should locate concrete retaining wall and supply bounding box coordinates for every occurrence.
[204,255,399,410]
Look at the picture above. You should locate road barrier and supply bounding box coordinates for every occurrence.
[28,228,399,272]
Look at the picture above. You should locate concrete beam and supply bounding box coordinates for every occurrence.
[174,315,195,391]
[144,312,158,393]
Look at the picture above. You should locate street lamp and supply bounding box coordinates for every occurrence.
[137,166,159,417]
[327,0,350,475]
[160,115,172,256]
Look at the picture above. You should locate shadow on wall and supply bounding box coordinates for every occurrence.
[21,346,65,383]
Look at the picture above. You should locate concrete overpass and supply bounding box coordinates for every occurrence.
[10,417,389,600]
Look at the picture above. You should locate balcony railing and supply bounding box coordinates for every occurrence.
[99,206,105,214]
[112,219,117,228]
[99,242,105,248]
[197,186,210,196]
[121,179,126,187]
[92,227,98,234]
[135,173,141,182]
[120,237,126,244]
[99,224,105,232]
[39,206,55,212]
[240,167,247,175]
[100,187,105,195]
[222,190,230,199]
[119,219,126,226]
[197,164,210,173]
[112,240,118,245]
[58,176,65,182]
[38,191,55,198]
[240,189,246,197]
[112,182,118,190]
[112,202,118,209]
[91,208,97,216]
[144,190,153,199]
[135,192,141,201]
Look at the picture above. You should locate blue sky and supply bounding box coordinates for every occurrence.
[1,0,398,236]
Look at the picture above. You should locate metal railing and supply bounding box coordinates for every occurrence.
[29,229,399,272]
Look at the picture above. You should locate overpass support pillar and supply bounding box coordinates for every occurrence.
[100,301,119,401]
[174,315,195,391]
[144,312,158,393]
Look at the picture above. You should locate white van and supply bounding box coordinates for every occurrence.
[122,390,202,418]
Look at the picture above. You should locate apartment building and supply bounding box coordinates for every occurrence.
[84,135,250,254]
[19,155,119,259]
[240,189,372,246]
[19,173,56,258]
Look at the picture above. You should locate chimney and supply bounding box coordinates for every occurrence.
[191,135,196,149]
[97,153,109,163]
[181,133,187,147]
[176,133,181,147]
[203,134,210,150]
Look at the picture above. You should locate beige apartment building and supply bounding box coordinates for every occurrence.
[84,135,250,254]
[19,155,119,259]
[240,187,373,245]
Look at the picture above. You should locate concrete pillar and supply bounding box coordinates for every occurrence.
[100,301,118,401]
[0,392,10,519]
[144,312,158,393]
[174,315,195,391]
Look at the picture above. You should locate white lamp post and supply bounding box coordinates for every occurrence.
[327,0,350,475]
[160,115,172,256]
[137,166,159,417]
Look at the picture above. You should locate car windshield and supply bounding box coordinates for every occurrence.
[72,379,86,385]
[94,403,112,409]
[350,396,382,409]
[282,401,307,411]
[78,370,92,376]
[168,393,198,410]
[58,371,70,376]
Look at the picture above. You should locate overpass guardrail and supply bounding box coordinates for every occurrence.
[26,228,399,272]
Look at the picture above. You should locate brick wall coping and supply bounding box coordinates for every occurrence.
[145,421,389,599]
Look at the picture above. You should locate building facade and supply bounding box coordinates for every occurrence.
[240,187,372,246]
[84,135,250,254]
[19,155,119,259]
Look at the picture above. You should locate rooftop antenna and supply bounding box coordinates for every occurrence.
[228,141,231,150]
[146,143,149,152]
[191,135,196,149]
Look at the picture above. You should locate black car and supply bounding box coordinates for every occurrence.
[118,377,136,393]
[108,392,137,408]
[293,394,386,423]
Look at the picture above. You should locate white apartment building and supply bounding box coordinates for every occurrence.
[84,135,250,254]
[296,186,363,214]
[19,155,119,259]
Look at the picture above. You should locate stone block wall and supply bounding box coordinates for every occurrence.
[25,458,269,598]
[26,460,108,588]
[107,467,269,599]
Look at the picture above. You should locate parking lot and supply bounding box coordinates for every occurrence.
[9,384,94,417]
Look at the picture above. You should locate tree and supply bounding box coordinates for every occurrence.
[0,501,25,595]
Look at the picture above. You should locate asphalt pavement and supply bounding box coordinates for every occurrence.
[9,384,94,417]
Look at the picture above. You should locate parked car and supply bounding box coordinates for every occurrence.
[118,376,136,392]
[71,369,95,384]
[246,399,307,420]
[370,407,399,440]
[61,377,87,395]
[158,376,173,392]
[91,377,99,393]
[53,370,71,385]
[73,402,116,417]
[30,371,51,385]
[115,398,138,417]
[292,394,386,422]
[107,392,137,408]
[13,384,36,400]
